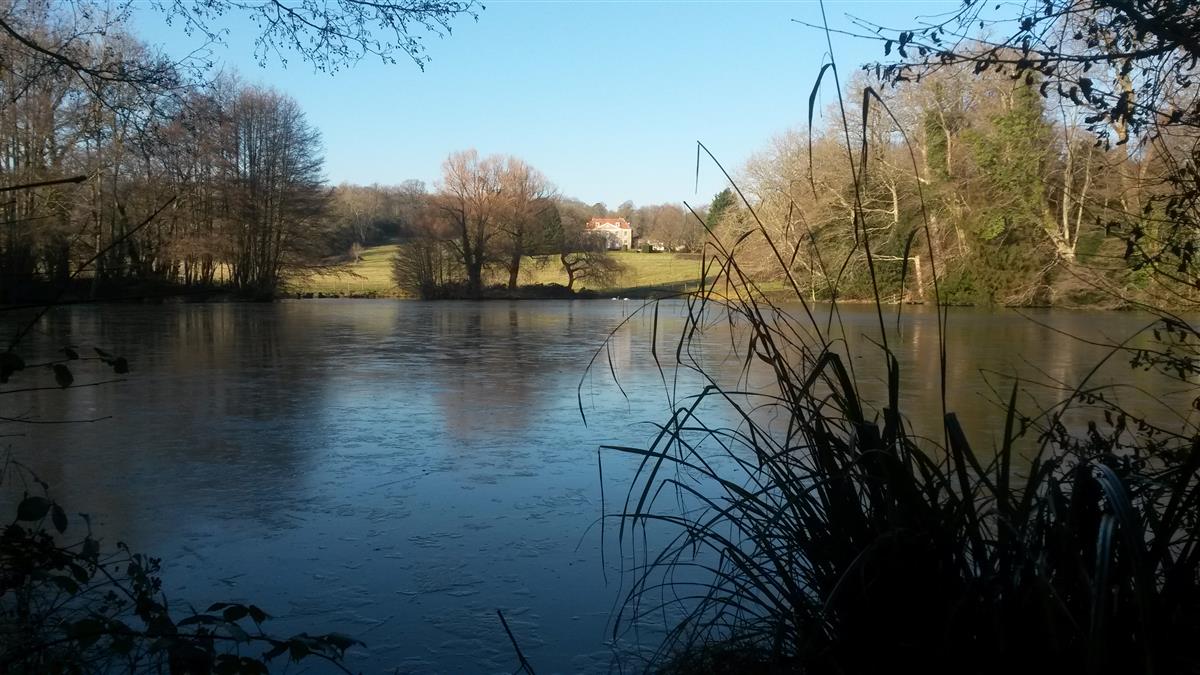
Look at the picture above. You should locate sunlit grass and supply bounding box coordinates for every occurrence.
[519,251,703,294]
[291,245,400,296]
[292,246,710,296]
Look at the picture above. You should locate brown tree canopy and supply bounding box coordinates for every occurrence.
[762,1,1200,306]
[0,0,481,86]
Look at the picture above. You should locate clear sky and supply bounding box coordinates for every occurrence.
[135,1,953,208]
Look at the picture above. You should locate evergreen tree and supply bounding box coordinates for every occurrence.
[963,80,1055,302]
[706,188,736,230]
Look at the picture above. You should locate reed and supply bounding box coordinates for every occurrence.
[595,30,1200,675]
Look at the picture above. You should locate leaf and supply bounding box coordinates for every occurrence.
[69,618,104,649]
[69,563,90,583]
[222,604,249,622]
[288,640,311,662]
[247,605,269,624]
[323,632,362,651]
[17,496,50,521]
[110,633,134,655]
[51,504,67,533]
[81,537,100,561]
[147,614,176,637]
[0,351,25,383]
[50,574,79,595]
[53,364,74,388]
[110,356,129,374]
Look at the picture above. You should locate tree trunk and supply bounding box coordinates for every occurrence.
[912,255,924,302]
[507,251,521,290]
[561,252,577,290]
[467,259,483,298]
[943,121,953,177]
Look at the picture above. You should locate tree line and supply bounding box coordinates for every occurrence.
[382,148,719,299]
[0,4,330,299]
[705,0,1200,308]
[10,0,1195,307]
[699,60,1190,306]
[382,33,1200,306]
[0,0,483,302]
[0,0,708,302]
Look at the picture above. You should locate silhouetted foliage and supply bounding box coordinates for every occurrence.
[0,460,361,673]
[596,9,1200,671]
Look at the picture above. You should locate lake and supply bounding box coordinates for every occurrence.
[3,300,1190,673]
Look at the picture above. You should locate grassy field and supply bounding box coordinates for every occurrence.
[292,245,707,297]
[293,245,401,296]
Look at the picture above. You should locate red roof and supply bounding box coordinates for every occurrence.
[586,217,631,230]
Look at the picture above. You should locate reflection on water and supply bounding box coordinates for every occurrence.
[2,300,1190,673]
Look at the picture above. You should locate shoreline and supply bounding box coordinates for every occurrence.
[0,279,1156,311]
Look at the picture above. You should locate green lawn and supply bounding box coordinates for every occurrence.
[293,245,401,296]
[293,246,706,297]
[517,251,703,295]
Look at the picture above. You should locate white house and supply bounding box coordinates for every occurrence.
[585,217,632,250]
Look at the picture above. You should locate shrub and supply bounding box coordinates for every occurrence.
[0,460,362,673]
[391,238,461,299]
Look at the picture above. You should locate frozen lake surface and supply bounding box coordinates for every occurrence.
[5,299,1184,673]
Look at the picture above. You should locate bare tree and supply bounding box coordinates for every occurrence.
[633,202,704,252]
[152,0,481,72]
[497,157,556,289]
[843,0,1200,300]
[219,85,328,295]
[436,149,502,298]
[392,238,459,298]
[554,200,623,291]
[0,0,480,302]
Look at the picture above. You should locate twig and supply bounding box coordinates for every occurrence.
[496,609,537,675]
[0,176,88,193]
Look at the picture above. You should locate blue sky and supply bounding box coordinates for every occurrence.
[136,1,952,208]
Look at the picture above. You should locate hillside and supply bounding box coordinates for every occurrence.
[292,246,708,298]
